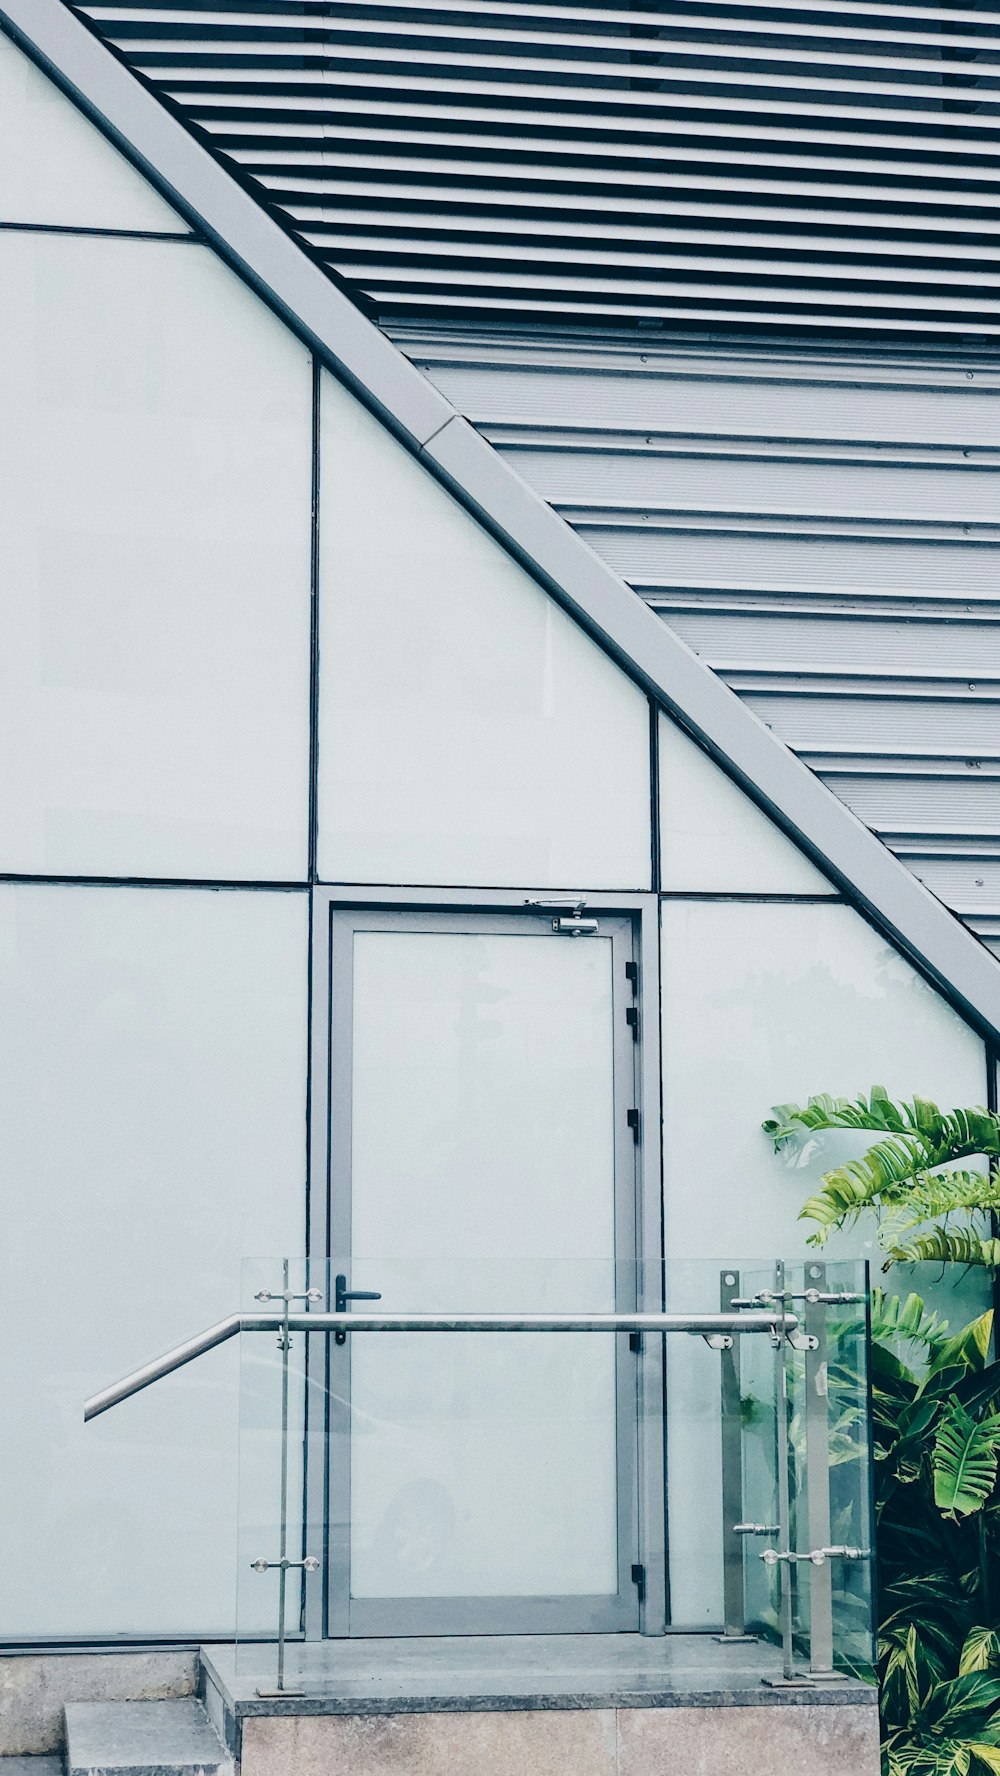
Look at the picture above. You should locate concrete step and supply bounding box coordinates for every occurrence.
[64,1701,233,1776]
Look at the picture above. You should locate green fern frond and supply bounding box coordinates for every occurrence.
[799,1138,960,1245]
[871,1288,951,1351]
[764,1089,1000,1159]
[886,1229,1000,1272]
[881,1173,1000,1244]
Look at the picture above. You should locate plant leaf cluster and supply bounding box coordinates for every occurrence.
[762,1091,1000,1776]
[763,1088,1000,1261]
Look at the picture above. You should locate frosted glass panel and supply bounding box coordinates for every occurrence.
[317,376,651,888]
[0,31,184,232]
[0,234,312,879]
[347,927,619,1598]
[659,715,832,893]
[0,885,308,1637]
[660,899,986,1626]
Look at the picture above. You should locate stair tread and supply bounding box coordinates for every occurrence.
[64,1701,231,1776]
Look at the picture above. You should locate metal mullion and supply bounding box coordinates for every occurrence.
[304,890,333,1641]
[609,914,644,1633]
[325,906,356,1637]
[635,891,666,1629]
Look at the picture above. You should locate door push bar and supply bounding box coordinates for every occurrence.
[84,1307,797,1421]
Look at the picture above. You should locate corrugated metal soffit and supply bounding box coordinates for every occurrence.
[70,0,1000,342]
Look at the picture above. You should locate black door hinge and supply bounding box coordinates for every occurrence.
[627,1107,640,1143]
[625,961,638,990]
[631,1562,646,1602]
[629,1331,643,1353]
[625,1006,639,1041]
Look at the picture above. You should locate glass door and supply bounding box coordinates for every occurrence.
[325,907,642,1636]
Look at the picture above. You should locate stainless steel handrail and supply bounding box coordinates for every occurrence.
[84,1308,795,1421]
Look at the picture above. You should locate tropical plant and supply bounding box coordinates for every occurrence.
[763,1090,1000,1776]
[763,1087,1000,1266]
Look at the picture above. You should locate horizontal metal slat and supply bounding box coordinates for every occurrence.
[108,23,1000,87]
[361,291,1000,333]
[196,93,1000,165]
[82,5,1000,61]
[502,449,1000,519]
[79,0,1000,31]
[142,74,1000,137]
[294,212,1000,266]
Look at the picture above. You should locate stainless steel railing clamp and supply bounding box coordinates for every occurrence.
[761,1546,871,1568]
[251,1555,320,1576]
[255,1286,324,1350]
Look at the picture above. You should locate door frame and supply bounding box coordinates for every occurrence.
[305,885,665,1639]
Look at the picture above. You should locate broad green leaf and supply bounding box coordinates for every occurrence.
[956,1364,1000,1420]
[934,1316,996,1378]
[960,1629,1000,1676]
[933,1401,1000,1517]
[915,1671,1000,1732]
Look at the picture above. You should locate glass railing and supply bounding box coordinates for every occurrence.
[230,1256,874,1696]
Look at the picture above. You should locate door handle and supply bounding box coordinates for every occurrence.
[334,1273,382,1344]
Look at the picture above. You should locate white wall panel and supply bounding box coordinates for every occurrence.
[0,885,308,1638]
[317,375,651,889]
[660,899,987,1627]
[0,30,183,232]
[0,235,312,880]
[659,715,833,894]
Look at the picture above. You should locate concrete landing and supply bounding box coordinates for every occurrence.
[65,1700,232,1776]
[202,1632,875,1715]
[201,1636,880,1776]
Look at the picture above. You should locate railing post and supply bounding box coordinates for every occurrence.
[773,1259,797,1682]
[804,1262,835,1679]
[718,1268,753,1643]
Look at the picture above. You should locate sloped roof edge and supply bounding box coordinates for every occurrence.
[6,0,1000,1045]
